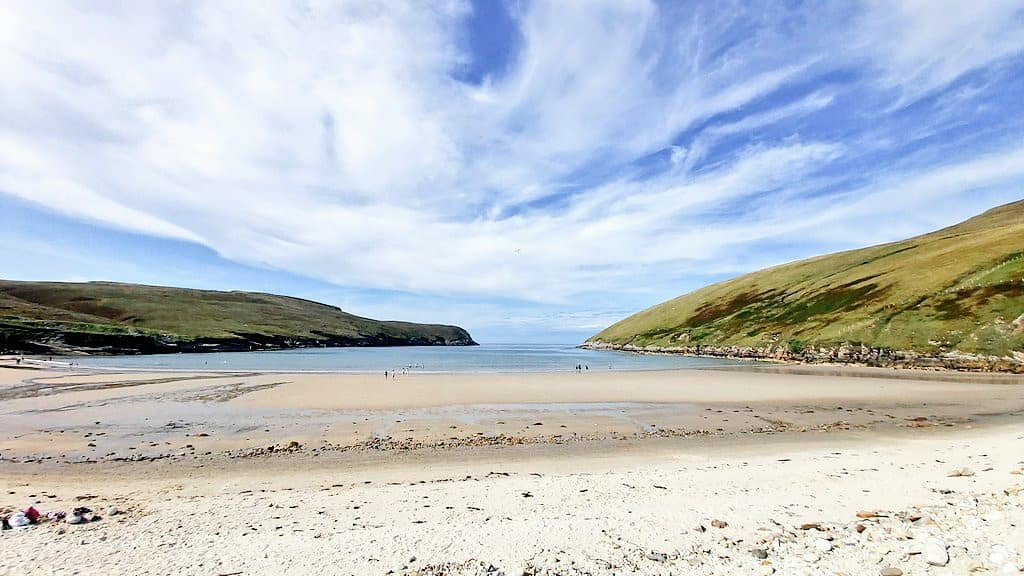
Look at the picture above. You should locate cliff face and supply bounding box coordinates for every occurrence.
[587,200,1024,372]
[0,281,476,355]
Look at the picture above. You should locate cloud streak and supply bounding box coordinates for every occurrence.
[0,0,1022,333]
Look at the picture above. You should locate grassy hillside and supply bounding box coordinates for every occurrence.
[0,281,475,354]
[588,200,1024,360]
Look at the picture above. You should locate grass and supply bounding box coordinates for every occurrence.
[0,281,474,352]
[588,200,1024,357]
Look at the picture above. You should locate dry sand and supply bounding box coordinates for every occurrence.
[1,361,1023,575]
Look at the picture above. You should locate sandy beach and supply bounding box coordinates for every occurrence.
[1,360,1023,575]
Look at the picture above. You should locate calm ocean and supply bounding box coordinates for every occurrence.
[66,343,750,373]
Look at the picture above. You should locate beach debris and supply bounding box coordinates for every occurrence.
[948,467,975,477]
[711,519,728,529]
[66,507,97,525]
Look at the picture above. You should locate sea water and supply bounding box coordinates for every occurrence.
[65,343,751,373]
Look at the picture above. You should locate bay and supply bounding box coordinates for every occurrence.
[66,343,751,373]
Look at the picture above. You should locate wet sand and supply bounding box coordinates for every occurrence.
[1,364,1023,464]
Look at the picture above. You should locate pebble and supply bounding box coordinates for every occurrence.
[879,568,903,576]
[813,538,833,552]
[645,552,667,563]
[751,548,769,559]
[107,506,119,516]
[923,538,949,567]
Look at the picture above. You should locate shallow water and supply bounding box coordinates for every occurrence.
[64,343,751,373]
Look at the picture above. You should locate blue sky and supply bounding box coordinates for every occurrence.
[1,1,1023,344]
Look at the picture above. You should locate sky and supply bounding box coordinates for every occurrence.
[1,1,1023,344]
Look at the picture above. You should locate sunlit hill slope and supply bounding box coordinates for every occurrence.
[587,200,1024,371]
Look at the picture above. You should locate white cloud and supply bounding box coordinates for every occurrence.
[0,0,1021,332]
[857,0,1024,105]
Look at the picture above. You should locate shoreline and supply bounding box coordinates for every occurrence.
[581,340,1024,374]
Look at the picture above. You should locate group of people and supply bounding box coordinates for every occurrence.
[384,365,421,379]
[574,363,588,372]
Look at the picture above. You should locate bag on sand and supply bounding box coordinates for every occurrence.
[9,512,30,528]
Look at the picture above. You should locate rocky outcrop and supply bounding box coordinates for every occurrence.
[582,341,1024,373]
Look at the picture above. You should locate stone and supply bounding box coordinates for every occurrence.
[106,506,119,516]
[751,549,769,560]
[711,519,728,529]
[948,467,976,477]
[924,538,949,567]
[645,552,667,563]
[880,568,903,576]
[813,539,833,553]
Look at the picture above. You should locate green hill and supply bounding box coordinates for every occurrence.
[0,281,475,355]
[587,200,1024,371]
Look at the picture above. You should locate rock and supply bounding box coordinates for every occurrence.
[66,514,85,525]
[948,467,976,477]
[106,506,119,517]
[751,548,769,560]
[923,538,949,567]
[711,519,728,529]
[813,539,833,553]
[799,522,822,531]
[880,568,903,576]
[855,524,867,533]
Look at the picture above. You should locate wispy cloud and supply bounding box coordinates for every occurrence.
[0,1,1022,335]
